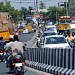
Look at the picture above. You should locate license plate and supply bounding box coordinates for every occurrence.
[0,53,3,55]
[15,63,22,67]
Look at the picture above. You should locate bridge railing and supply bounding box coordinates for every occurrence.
[25,48,75,70]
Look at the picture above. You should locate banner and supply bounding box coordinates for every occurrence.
[32,17,38,25]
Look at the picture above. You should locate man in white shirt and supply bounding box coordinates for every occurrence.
[7,35,26,59]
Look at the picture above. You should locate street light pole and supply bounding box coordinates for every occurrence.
[34,0,36,11]
[65,0,68,15]
[36,0,38,13]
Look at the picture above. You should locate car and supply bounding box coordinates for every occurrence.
[45,21,53,28]
[41,35,71,48]
[22,28,29,34]
[42,31,57,37]
[45,25,58,34]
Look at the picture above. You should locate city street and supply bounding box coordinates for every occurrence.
[0,0,75,74]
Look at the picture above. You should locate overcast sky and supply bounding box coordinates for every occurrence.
[0,0,66,9]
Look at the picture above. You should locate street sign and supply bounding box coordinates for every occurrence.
[26,16,32,20]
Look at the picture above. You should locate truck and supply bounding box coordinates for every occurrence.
[0,12,14,42]
[58,16,72,35]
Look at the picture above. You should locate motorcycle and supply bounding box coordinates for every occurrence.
[12,54,25,75]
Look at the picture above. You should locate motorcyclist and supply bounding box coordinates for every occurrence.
[5,35,27,71]
[4,38,14,67]
[6,35,26,61]
[66,34,74,42]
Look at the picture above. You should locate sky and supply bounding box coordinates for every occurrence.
[0,0,66,9]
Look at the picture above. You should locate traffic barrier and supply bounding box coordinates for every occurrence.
[25,48,75,75]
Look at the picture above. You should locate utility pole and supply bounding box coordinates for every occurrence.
[5,0,7,3]
[34,0,36,11]
[4,0,7,5]
[36,0,38,13]
[65,0,68,15]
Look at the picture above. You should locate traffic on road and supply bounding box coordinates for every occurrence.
[0,0,75,75]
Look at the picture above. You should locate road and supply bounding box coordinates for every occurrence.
[19,32,37,48]
[0,62,53,75]
[19,32,35,42]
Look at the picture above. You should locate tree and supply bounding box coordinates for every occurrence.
[39,1,46,9]
[20,7,28,20]
[0,2,5,12]
[4,2,11,12]
[28,6,33,15]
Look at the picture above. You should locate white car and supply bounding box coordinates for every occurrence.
[42,35,71,48]
[22,28,29,34]
[46,25,58,34]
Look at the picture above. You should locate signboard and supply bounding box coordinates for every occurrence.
[26,16,32,20]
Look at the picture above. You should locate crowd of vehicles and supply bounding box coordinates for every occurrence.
[1,13,75,74]
[36,15,75,48]
[16,23,34,34]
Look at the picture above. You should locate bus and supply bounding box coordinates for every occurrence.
[58,16,72,35]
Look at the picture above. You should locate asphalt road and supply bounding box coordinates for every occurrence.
[19,32,37,48]
[19,32,35,42]
[0,62,53,75]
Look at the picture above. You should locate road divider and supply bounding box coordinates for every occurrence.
[25,48,75,75]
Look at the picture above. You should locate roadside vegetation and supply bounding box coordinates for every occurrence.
[0,1,67,23]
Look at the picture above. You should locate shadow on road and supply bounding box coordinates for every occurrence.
[1,71,12,75]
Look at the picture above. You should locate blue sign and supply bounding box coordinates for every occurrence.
[26,16,32,20]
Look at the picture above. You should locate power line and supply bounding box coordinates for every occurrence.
[7,0,54,3]
[8,1,34,3]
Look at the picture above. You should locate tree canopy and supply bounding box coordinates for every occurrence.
[0,2,67,23]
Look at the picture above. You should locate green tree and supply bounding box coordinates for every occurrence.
[4,2,11,12]
[28,6,33,15]
[40,6,66,22]
[20,7,28,20]
[0,2,5,12]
